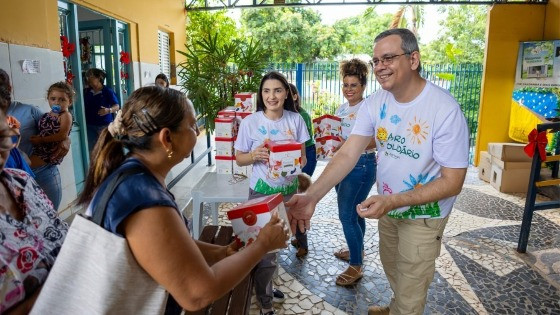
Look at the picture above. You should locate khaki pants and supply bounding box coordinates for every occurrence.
[379,215,449,315]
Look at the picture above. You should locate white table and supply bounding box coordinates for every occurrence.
[191,172,249,239]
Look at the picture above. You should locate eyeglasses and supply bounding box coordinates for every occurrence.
[341,83,362,89]
[370,53,410,68]
[0,134,20,152]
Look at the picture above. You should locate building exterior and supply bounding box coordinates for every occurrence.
[0,0,186,216]
[0,0,558,215]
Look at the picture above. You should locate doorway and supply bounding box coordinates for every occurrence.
[57,1,132,193]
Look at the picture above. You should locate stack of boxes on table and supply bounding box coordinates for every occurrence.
[478,142,532,193]
[313,114,342,160]
[215,93,253,176]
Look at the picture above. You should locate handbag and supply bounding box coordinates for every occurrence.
[31,167,169,314]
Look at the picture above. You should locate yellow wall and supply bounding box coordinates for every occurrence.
[72,0,186,65]
[544,0,560,39]
[0,1,60,50]
[474,3,555,165]
[0,0,186,66]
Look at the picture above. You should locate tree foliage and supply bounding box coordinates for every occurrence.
[186,9,238,47]
[333,8,393,55]
[240,7,342,62]
[421,6,488,64]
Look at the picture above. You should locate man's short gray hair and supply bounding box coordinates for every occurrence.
[374,28,422,73]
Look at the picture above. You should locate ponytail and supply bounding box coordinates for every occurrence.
[77,129,126,206]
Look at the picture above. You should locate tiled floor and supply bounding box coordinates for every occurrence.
[200,162,560,314]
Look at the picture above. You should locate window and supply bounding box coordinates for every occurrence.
[158,30,170,79]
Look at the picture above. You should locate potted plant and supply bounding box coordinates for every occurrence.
[178,32,268,131]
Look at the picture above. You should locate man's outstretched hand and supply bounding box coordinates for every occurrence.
[285,193,317,234]
[356,194,395,219]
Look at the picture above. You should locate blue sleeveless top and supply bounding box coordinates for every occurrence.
[87,158,177,236]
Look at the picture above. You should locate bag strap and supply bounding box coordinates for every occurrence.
[92,166,144,226]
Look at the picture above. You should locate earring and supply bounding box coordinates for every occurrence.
[167,149,174,159]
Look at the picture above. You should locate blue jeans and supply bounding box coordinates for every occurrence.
[301,144,317,177]
[32,164,61,211]
[87,124,107,153]
[335,152,376,266]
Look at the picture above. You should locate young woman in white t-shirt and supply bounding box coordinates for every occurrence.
[332,59,377,286]
[234,71,309,315]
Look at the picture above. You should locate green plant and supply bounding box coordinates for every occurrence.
[310,82,340,118]
[178,33,268,131]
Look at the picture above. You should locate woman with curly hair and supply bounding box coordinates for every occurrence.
[332,59,377,286]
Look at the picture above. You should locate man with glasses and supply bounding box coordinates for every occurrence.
[287,28,469,314]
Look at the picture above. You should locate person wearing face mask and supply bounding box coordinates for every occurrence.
[0,109,69,314]
[0,85,35,177]
[1,69,71,208]
[27,82,75,210]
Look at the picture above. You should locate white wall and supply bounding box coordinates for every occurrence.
[1,42,78,213]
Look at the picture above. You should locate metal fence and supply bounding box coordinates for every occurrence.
[266,62,483,163]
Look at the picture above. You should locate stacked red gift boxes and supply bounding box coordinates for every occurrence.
[313,114,342,160]
[214,93,254,176]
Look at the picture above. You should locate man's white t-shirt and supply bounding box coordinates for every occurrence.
[234,110,310,195]
[351,81,469,219]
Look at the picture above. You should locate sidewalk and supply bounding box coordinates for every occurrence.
[204,163,560,314]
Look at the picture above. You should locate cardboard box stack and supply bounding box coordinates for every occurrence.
[216,156,235,174]
[487,143,532,193]
[478,151,491,182]
[214,98,254,175]
[226,193,290,250]
[265,140,303,179]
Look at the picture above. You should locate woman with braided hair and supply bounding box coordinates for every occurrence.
[77,86,290,313]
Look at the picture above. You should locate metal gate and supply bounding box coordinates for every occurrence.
[267,62,483,163]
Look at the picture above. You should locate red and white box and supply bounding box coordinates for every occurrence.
[215,137,235,157]
[265,140,302,179]
[313,114,342,139]
[218,107,237,119]
[234,92,254,112]
[215,155,234,174]
[215,117,238,138]
[233,162,252,178]
[235,111,252,125]
[227,193,290,249]
[315,135,341,160]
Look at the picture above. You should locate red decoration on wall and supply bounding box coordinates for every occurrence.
[60,36,76,58]
[119,51,131,65]
[60,36,76,84]
[119,51,130,95]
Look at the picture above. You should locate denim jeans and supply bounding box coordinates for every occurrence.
[32,164,62,211]
[301,144,317,177]
[335,152,376,266]
[87,124,107,153]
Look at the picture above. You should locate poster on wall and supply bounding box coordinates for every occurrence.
[509,40,560,144]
